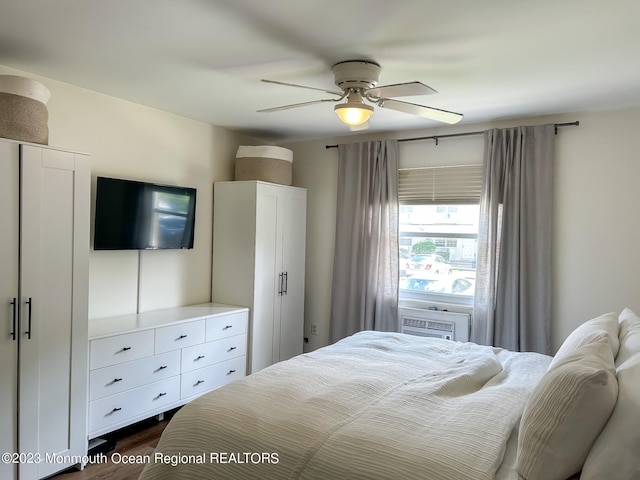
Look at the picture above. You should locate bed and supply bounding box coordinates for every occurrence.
[138,309,640,480]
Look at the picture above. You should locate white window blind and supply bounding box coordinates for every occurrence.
[398,164,483,204]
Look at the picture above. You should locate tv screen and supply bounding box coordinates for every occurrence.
[94,176,196,250]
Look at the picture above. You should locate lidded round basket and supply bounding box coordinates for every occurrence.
[234,145,293,185]
[0,75,51,145]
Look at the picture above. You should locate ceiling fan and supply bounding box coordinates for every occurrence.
[258,60,463,129]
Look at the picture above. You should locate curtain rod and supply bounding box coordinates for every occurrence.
[325,121,579,149]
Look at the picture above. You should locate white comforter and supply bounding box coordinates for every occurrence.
[139,331,551,480]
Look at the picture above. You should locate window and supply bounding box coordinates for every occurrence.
[398,165,482,302]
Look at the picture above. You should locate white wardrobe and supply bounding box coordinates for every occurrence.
[0,140,90,480]
[212,181,306,374]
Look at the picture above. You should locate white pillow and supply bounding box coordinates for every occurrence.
[548,312,619,369]
[580,352,640,479]
[615,307,640,367]
[516,337,618,480]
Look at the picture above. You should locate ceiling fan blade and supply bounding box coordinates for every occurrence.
[257,98,339,113]
[366,81,437,99]
[261,79,344,96]
[378,98,463,124]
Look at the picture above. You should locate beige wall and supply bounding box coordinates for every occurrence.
[0,64,266,320]
[287,107,640,354]
[5,63,639,353]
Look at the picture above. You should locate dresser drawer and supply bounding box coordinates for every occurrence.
[89,376,180,434]
[206,311,248,342]
[90,330,155,369]
[89,350,181,401]
[181,334,247,373]
[180,356,246,400]
[155,320,205,353]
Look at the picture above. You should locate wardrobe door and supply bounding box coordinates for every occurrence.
[253,183,281,373]
[0,142,19,480]
[278,187,306,362]
[18,145,89,479]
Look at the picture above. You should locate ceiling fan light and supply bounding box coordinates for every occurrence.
[334,102,373,126]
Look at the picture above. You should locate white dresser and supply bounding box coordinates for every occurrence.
[87,303,248,439]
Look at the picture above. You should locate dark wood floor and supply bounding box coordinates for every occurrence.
[51,409,178,480]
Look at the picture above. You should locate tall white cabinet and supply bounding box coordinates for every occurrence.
[0,140,90,480]
[212,181,306,374]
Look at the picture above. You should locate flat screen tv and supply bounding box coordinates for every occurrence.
[94,176,197,250]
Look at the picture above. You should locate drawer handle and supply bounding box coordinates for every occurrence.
[112,407,122,413]
[177,334,188,340]
[227,369,236,375]
[157,392,167,398]
[223,325,233,330]
[113,378,123,383]
[194,380,204,386]
[122,347,132,351]
[228,346,237,352]
[196,355,205,360]
[157,365,168,371]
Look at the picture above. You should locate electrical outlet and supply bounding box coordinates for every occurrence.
[311,323,318,335]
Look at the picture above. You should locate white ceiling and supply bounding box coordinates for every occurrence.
[1,0,639,142]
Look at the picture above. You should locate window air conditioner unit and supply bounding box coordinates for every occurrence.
[399,307,470,342]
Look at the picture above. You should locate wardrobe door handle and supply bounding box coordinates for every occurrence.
[278,272,284,296]
[25,297,32,339]
[10,298,17,341]
[284,272,288,295]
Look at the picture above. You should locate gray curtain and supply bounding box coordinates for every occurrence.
[472,124,555,354]
[329,140,399,343]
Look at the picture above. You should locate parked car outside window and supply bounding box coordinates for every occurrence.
[403,273,475,295]
[407,254,451,274]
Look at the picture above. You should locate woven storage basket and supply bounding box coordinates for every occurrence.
[0,75,50,145]
[235,145,293,186]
